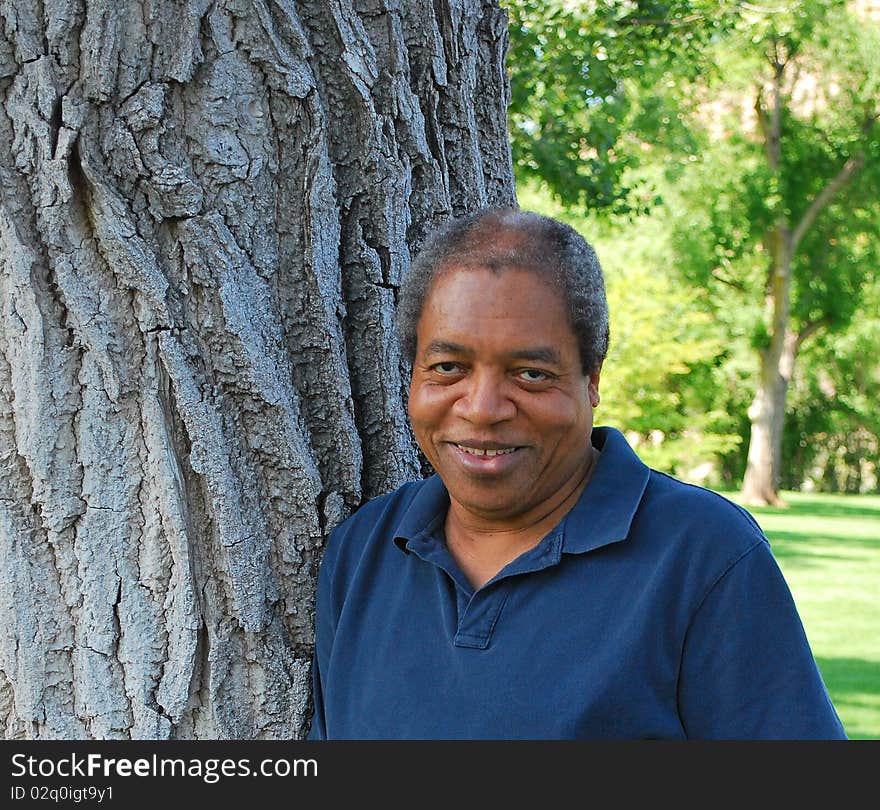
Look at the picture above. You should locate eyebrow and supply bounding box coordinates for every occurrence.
[422,340,467,358]
[422,341,561,365]
[508,346,561,364]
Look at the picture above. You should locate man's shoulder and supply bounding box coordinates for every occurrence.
[647,470,757,516]
[619,471,775,608]
[333,479,426,534]
[594,426,767,552]
[642,469,768,553]
[319,478,429,572]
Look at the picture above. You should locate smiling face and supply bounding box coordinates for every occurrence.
[407,267,600,529]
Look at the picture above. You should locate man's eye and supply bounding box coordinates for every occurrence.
[433,362,461,374]
[519,369,549,382]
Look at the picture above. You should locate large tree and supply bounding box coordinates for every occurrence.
[733,3,879,505]
[671,1,880,505]
[0,0,514,739]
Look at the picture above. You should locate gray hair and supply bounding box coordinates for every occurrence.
[396,206,610,375]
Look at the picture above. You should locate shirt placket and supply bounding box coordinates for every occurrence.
[405,529,565,649]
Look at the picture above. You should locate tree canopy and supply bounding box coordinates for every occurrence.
[505,0,739,213]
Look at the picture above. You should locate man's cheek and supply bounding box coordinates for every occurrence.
[410,387,449,419]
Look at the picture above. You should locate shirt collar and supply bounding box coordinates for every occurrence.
[393,472,449,552]
[392,426,650,555]
[559,426,650,554]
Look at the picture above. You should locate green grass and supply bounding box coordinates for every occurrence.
[723,490,880,740]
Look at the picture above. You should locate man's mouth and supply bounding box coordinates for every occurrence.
[454,444,519,457]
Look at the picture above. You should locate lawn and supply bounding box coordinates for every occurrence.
[724,490,880,740]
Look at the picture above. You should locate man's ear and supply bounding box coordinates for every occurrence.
[588,365,601,408]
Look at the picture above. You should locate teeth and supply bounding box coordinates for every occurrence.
[457,445,517,457]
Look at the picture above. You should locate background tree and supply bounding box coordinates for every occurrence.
[0,0,514,739]
[673,1,880,504]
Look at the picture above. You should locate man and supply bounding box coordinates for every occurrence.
[308,207,846,739]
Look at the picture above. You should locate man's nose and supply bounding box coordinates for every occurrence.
[451,369,516,424]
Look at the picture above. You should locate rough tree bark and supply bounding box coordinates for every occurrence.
[0,0,515,739]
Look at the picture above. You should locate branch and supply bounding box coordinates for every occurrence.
[710,267,748,293]
[618,15,705,27]
[790,154,864,252]
[795,318,830,352]
[754,87,769,141]
[756,58,785,170]
[742,2,789,13]
[861,108,880,136]
[788,60,802,100]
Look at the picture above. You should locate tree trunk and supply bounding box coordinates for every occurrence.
[741,341,792,507]
[741,233,793,507]
[0,0,515,739]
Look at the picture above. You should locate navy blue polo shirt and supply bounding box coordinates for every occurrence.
[308,427,846,739]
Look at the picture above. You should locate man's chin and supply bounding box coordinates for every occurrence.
[447,486,532,523]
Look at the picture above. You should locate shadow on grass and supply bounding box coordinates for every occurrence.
[765,530,879,564]
[746,529,879,571]
[746,497,880,521]
[815,656,880,740]
[720,494,880,567]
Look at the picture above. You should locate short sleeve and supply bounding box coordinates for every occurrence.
[678,540,846,739]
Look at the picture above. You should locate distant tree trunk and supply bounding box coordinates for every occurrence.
[741,309,794,508]
[0,0,515,739]
[740,206,793,507]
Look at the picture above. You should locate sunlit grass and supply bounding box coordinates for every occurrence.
[723,490,880,740]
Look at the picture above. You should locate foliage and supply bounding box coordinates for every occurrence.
[700,2,880,331]
[503,0,739,214]
[781,283,880,494]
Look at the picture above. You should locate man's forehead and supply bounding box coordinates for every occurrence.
[422,339,562,364]
[424,270,559,315]
[428,262,562,299]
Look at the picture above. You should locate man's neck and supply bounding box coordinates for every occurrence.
[444,446,599,590]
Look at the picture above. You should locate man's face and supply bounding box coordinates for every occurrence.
[408,266,600,526]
